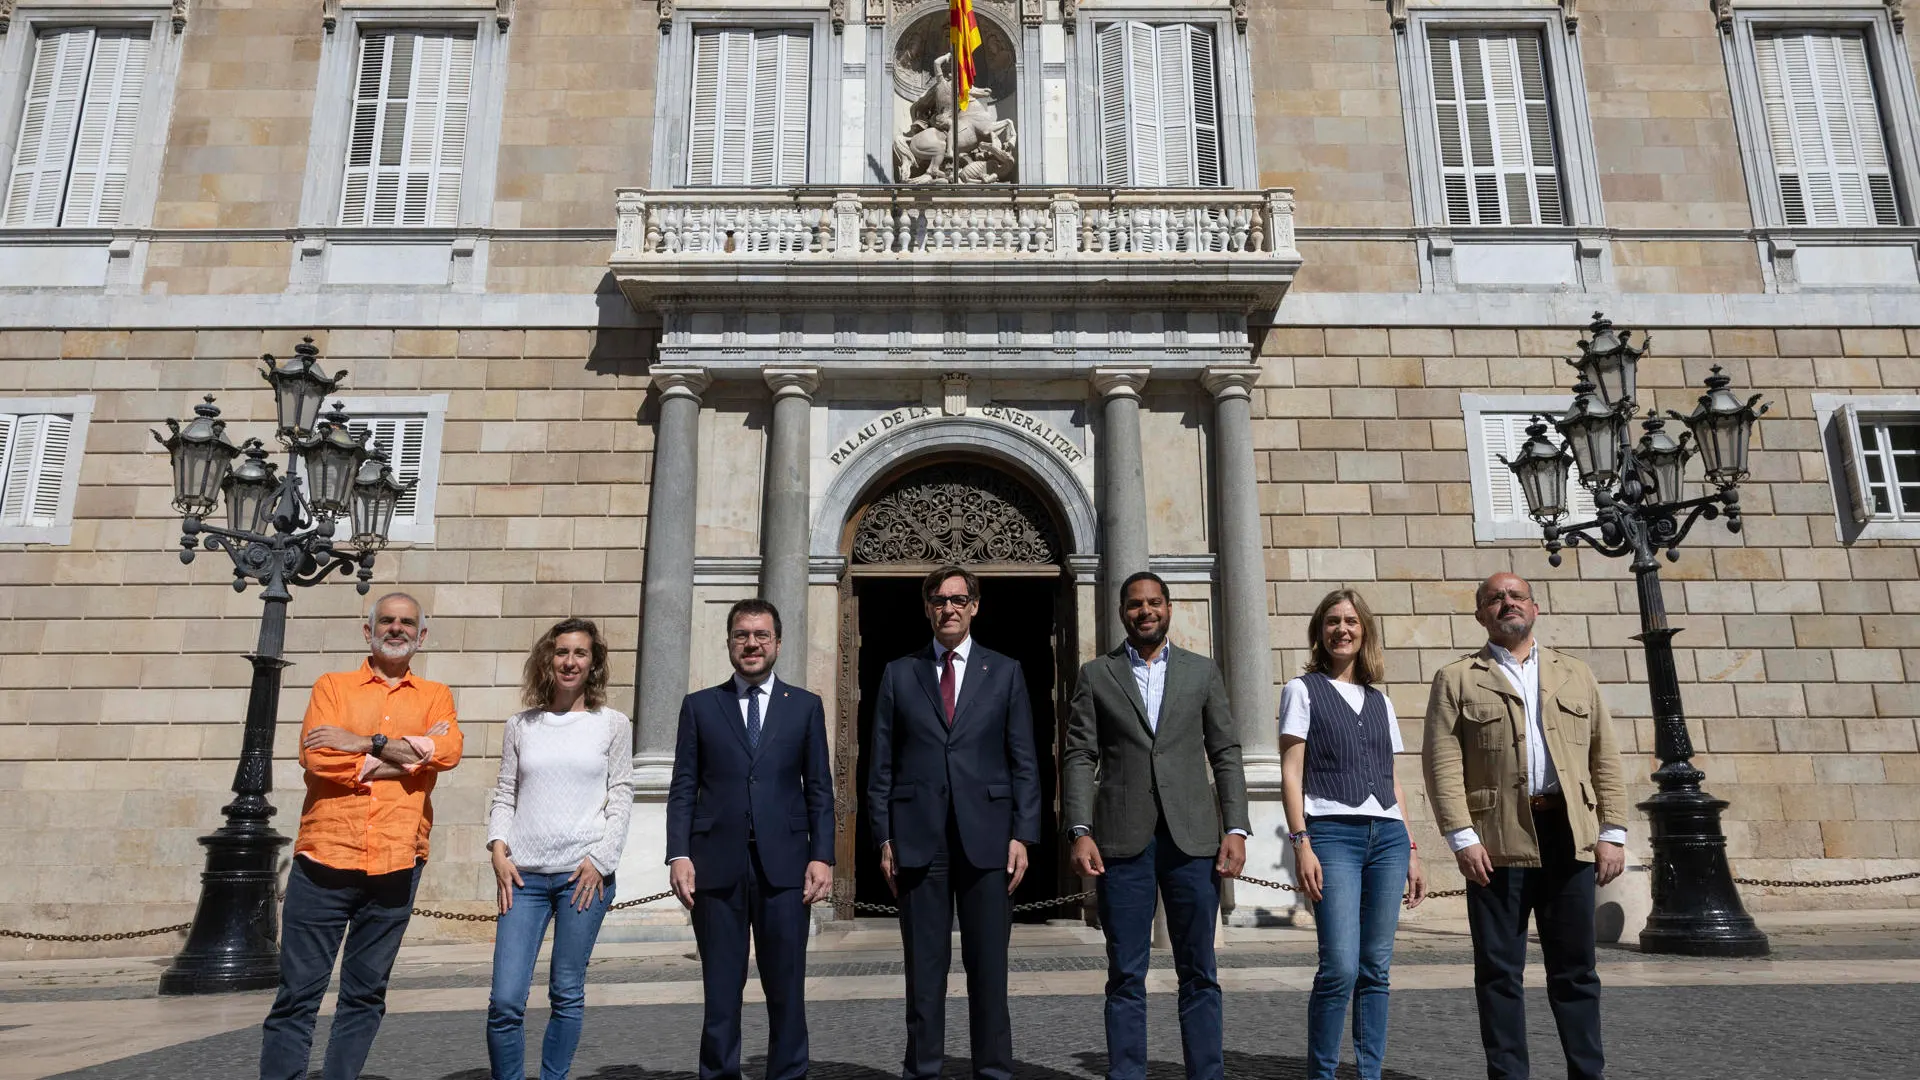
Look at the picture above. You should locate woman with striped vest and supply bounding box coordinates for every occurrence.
[1279,588,1428,1080]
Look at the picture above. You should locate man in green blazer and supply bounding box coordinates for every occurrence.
[1061,571,1249,1080]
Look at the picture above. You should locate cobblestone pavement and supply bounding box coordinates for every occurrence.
[41,982,1920,1080]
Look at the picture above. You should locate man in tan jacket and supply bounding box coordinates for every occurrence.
[1423,572,1629,1080]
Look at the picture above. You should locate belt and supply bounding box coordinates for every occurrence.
[1529,792,1566,811]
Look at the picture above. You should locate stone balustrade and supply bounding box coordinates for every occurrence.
[612,186,1297,262]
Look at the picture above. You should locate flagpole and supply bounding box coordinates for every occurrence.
[949,56,959,184]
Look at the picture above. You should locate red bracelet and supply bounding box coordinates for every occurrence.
[1409,841,1419,852]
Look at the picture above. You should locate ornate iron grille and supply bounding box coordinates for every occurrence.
[852,465,1059,565]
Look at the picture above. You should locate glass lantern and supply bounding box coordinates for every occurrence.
[222,439,281,535]
[294,402,367,516]
[1566,312,1646,410]
[1679,365,1770,485]
[1500,416,1575,524]
[348,446,414,549]
[1635,416,1693,505]
[151,395,238,517]
[260,337,346,441]
[1554,378,1625,490]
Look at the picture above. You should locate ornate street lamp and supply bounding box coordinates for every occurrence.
[1499,416,1573,523]
[151,343,399,995]
[349,442,414,550]
[1508,312,1771,958]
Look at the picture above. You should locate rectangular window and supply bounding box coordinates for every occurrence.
[339,30,475,226]
[1463,396,1596,542]
[685,28,810,186]
[1427,30,1563,226]
[0,397,91,544]
[3,28,150,227]
[1753,31,1899,226]
[342,395,447,544]
[1094,22,1221,187]
[1836,405,1920,521]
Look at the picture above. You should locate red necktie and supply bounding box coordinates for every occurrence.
[940,649,957,727]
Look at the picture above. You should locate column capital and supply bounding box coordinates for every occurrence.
[650,365,711,402]
[1090,366,1151,400]
[764,365,823,400]
[1201,364,1261,402]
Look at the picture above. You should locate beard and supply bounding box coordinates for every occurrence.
[373,637,418,662]
[1128,621,1168,647]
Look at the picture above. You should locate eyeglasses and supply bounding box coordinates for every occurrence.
[729,629,776,644]
[1480,590,1534,606]
[927,594,974,609]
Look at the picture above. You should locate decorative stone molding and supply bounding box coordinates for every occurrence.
[658,0,674,33]
[941,372,971,416]
[1891,0,1906,33]
[650,365,711,402]
[852,465,1061,565]
[1090,367,1150,401]
[1233,0,1247,33]
[172,0,188,32]
[1389,0,1575,31]
[1200,365,1260,402]
[0,0,14,34]
[831,0,846,33]
[1384,0,1405,31]
[1712,0,1732,33]
[1021,0,1042,28]
[1061,0,1076,33]
[764,365,823,400]
[322,0,337,32]
[867,0,887,27]
[496,0,513,30]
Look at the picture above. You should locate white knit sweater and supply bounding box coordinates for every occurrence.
[487,707,634,875]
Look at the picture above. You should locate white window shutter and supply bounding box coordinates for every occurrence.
[0,415,15,521]
[1758,32,1899,227]
[1430,31,1562,225]
[61,31,148,227]
[1835,403,1876,522]
[27,414,71,525]
[4,29,94,227]
[1156,25,1195,186]
[1,414,44,525]
[350,414,427,521]
[688,29,805,186]
[749,31,809,185]
[1095,24,1131,185]
[340,32,471,226]
[1188,25,1221,187]
[1125,22,1163,185]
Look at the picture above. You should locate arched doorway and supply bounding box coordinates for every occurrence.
[832,458,1079,921]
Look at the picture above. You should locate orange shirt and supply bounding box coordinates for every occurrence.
[296,659,463,876]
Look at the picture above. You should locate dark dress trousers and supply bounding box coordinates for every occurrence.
[666,677,835,1080]
[867,641,1041,1080]
[1061,643,1249,1080]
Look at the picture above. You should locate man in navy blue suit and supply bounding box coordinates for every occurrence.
[667,598,834,1080]
[867,565,1042,1080]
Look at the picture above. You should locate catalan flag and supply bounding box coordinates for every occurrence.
[949,0,982,113]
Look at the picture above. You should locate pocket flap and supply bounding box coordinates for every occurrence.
[987,784,1011,800]
[1580,780,1596,808]
[1463,704,1505,724]
[1466,788,1499,813]
[1557,698,1591,718]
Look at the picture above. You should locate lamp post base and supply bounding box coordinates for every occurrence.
[158,823,290,995]
[1636,787,1769,958]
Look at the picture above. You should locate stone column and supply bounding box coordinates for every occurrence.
[636,366,710,758]
[759,366,820,683]
[1202,365,1275,758]
[1091,368,1151,650]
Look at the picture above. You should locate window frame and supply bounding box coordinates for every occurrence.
[649,10,837,189]
[341,393,448,545]
[1462,393,1598,543]
[1724,8,1920,232]
[1394,8,1608,289]
[0,394,93,545]
[1812,391,1920,541]
[292,6,508,290]
[1068,7,1256,188]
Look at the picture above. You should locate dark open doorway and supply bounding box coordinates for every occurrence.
[849,574,1066,920]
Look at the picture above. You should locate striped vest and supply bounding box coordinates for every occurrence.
[1300,672,1397,810]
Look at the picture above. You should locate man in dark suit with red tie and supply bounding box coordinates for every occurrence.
[666,599,834,1080]
[867,565,1042,1080]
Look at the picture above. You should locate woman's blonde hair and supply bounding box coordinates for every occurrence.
[521,617,610,711]
[1304,588,1386,686]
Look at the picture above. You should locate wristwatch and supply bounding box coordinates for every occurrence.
[1069,825,1092,839]
[369,733,389,757]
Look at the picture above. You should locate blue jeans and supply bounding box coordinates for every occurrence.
[1306,816,1410,1080]
[486,871,615,1080]
[260,856,422,1080]
[1095,823,1223,1080]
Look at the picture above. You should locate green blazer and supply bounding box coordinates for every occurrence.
[1060,642,1250,860]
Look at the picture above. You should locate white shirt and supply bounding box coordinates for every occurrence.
[1126,641,1169,733]
[487,707,634,875]
[734,671,777,731]
[1277,676,1405,821]
[932,636,971,701]
[1445,641,1628,853]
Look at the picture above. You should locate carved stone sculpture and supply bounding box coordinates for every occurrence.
[893,53,1019,183]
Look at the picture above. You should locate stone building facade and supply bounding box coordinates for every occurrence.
[3,0,1919,956]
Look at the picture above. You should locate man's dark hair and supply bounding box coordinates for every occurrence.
[921,564,981,603]
[1119,570,1170,606]
[726,598,783,640]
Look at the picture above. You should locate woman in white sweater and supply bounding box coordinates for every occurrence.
[485,618,632,1080]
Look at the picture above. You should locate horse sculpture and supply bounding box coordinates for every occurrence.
[893,54,1018,184]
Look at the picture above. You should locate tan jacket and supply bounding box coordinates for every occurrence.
[1422,644,1629,867]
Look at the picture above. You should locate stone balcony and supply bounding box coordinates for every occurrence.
[609,186,1302,316]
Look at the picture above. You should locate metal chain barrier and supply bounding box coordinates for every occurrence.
[0,922,193,944]
[1238,874,1466,901]
[410,889,678,923]
[1734,871,1920,889]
